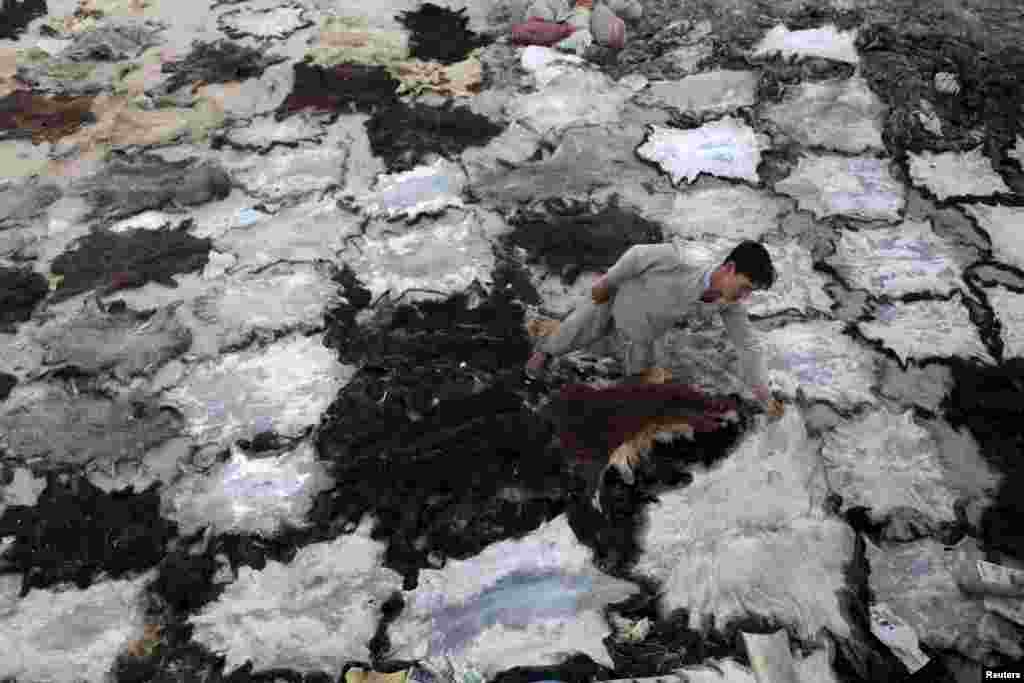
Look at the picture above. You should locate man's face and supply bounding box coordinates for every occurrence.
[712,262,755,304]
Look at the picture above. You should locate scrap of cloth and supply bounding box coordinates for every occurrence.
[511,19,575,46]
[390,52,483,97]
[551,381,740,462]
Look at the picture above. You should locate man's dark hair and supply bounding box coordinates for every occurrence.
[724,240,775,290]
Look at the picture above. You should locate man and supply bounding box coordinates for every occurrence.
[525,239,785,418]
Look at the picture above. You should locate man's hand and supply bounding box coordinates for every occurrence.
[640,367,672,384]
[753,385,784,419]
[763,399,785,419]
[555,27,593,55]
[591,275,613,304]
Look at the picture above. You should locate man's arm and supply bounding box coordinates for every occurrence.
[720,303,770,392]
[603,243,680,288]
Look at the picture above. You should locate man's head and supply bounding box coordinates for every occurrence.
[709,240,776,304]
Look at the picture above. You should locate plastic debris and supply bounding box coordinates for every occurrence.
[235,207,266,227]
[741,630,798,683]
[933,72,961,95]
[975,559,1024,626]
[622,616,651,642]
[345,668,409,683]
[976,559,1024,590]
[869,602,931,673]
[125,623,163,658]
[955,556,1024,598]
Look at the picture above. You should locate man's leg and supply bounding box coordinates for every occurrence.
[526,296,614,377]
[618,333,674,384]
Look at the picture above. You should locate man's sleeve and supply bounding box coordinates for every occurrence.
[622,336,657,377]
[603,243,679,288]
[720,304,770,389]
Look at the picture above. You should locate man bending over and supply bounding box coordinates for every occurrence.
[526,239,785,418]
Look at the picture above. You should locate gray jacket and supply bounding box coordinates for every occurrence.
[604,241,770,388]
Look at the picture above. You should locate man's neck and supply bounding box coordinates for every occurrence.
[701,268,719,303]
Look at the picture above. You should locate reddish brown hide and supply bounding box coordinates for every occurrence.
[552,381,740,463]
[0,90,95,144]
